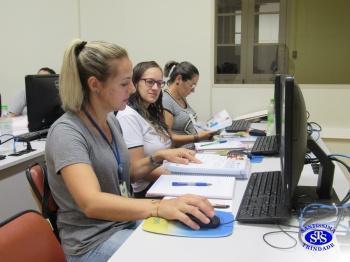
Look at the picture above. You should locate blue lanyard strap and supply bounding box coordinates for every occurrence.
[83,109,123,181]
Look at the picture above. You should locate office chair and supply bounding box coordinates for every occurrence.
[0,210,66,262]
[26,162,59,239]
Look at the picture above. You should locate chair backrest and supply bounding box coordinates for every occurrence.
[0,210,66,262]
[26,163,59,238]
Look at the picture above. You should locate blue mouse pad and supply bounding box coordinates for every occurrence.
[142,211,234,238]
[250,155,264,163]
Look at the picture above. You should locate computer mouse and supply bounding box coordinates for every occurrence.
[249,129,266,136]
[185,213,221,229]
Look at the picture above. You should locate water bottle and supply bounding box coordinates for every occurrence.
[1,104,8,117]
[266,98,275,136]
[0,104,14,154]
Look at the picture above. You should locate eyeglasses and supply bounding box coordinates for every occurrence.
[141,78,166,88]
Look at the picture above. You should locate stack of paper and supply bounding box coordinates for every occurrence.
[164,153,250,179]
[146,174,236,199]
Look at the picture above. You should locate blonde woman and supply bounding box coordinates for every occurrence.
[45,40,214,261]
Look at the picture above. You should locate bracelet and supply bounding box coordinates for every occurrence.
[156,199,162,217]
[151,199,161,217]
[193,134,199,142]
[149,154,162,167]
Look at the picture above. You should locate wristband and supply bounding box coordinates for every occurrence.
[193,134,199,142]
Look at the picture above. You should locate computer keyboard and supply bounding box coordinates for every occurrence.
[236,171,290,223]
[225,120,250,133]
[15,129,48,142]
[251,136,279,155]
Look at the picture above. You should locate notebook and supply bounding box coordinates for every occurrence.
[164,153,250,179]
[146,174,236,199]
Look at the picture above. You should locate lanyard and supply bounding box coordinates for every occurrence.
[83,109,123,182]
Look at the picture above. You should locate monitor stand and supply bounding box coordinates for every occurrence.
[8,141,36,156]
[292,137,339,211]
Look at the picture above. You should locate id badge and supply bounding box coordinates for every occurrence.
[119,181,129,197]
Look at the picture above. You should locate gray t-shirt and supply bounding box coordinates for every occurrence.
[8,89,27,115]
[162,89,198,135]
[45,111,133,256]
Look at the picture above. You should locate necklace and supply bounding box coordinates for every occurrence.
[167,88,185,103]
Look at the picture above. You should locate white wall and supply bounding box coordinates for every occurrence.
[0,0,79,106]
[1,0,349,140]
[79,0,214,120]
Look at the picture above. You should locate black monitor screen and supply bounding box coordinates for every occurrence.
[274,75,282,137]
[25,74,64,132]
[279,76,308,206]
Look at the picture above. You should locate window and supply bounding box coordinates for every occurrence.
[215,0,287,84]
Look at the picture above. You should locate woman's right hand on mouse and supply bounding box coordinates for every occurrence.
[156,194,215,230]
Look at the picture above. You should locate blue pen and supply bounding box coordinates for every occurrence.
[172,182,212,186]
[200,140,227,147]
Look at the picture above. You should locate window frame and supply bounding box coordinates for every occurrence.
[214,0,288,84]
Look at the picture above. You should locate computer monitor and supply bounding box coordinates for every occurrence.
[280,75,308,207]
[279,76,338,211]
[274,74,282,137]
[25,74,64,132]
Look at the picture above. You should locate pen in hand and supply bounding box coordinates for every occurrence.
[171,182,212,186]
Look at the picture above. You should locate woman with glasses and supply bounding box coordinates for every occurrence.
[117,61,171,198]
[163,61,215,147]
[45,40,215,261]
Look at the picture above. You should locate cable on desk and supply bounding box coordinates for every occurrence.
[0,134,16,153]
[0,134,15,145]
[328,153,350,159]
[307,121,322,141]
[262,224,298,250]
[220,219,235,226]
[329,156,350,173]
[339,190,350,205]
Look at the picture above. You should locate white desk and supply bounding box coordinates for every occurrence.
[0,138,45,221]
[0,140,45,175]
[109,146,350,261]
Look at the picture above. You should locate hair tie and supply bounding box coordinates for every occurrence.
[167,64,178,81]
[75,41,87,56]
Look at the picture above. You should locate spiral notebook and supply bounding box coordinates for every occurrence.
[146,174,236,199]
